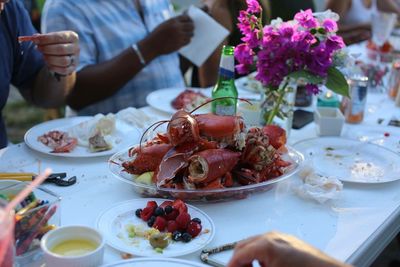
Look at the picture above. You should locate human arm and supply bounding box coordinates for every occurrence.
[67,14,194,110]
[227,232,352,267]
[326,0,351,19]
[198,1,231,87]
[338,27,371,45]
[326,0,371,44]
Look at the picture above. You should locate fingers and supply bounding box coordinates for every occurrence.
[47,54,78,75]
[37,43,78,56]
[228,236,272,267]
[33,31,79,45]
[177,14,193,23]
[44,55,74,68]
[24,31,80,76]
[228,240,268,267]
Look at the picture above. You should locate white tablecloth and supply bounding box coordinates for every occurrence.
[1,88,400,266]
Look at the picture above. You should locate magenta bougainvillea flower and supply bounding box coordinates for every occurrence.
[235,1,346,95]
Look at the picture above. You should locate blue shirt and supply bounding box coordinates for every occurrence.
[0,1,44,148]
[42,0,185,116]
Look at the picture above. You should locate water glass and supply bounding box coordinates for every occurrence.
[371,12,397,48]
[0,199,15,267]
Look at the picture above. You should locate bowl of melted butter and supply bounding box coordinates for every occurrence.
[41,225,105,267]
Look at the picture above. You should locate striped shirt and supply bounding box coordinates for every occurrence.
[42,0,185,115]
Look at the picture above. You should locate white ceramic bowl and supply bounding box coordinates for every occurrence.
[40,225,105,267]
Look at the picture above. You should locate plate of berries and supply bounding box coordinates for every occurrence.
[96,198,215,257]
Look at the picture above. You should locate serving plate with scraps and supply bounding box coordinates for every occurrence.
[25,116,140,158]
[96,199,214,257]
[108,146,303,202]
[294,137,400,184]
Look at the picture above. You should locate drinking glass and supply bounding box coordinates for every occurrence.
[371,12,397,49]
[371,11,397,92]
[0,199,15,267]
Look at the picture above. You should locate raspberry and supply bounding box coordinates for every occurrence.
[140,206,155,221]
[175,212,191,230]
[172,199,188,214]
[186,221,202,237]
[167,220,179,233]
[152,216,167,231]
[146,201,158,209]
[164,209,179,220]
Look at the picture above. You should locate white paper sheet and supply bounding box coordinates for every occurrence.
[179,5,230,67]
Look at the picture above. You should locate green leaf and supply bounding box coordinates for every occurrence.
[325,67,350,97]
[317,27,326,35]
[287,70,324,85]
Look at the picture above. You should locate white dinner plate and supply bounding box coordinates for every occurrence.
[342,125,400,154]
[102,258,208,267]
[235,74,264,93]
[96,198,215,257]
[294,137,400,184]
[146,87,259,115]
[24,117,140,158]
[146,87,212,114]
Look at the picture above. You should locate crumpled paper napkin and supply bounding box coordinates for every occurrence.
[293,163,343,204]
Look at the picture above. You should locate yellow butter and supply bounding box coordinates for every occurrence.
[50,239,98,256]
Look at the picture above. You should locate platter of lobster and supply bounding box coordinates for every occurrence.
[109,99,304,202]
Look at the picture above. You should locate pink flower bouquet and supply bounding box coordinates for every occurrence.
[235,1,349,124]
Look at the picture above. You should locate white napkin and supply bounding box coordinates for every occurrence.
[293,163,343,204]
[179,5,229,67]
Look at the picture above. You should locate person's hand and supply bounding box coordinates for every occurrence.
[20,31,80,76]
[147,14,194,55]
[227,232,350,267]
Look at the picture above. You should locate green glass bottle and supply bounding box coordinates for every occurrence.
[212,45,238,116]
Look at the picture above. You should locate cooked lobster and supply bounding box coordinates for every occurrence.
[120,98,291,190]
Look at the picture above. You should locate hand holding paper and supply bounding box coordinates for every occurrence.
[179,6,229,67]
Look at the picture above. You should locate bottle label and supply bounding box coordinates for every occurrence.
[219,68,234,79]
[215,104,236,116]
[219,54,234,79]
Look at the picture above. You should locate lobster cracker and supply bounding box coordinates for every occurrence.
[200,241,238,267]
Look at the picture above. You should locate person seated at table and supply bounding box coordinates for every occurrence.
[193,0,270,87]
[41,0,194,116]
[228,231,352,267]
[0,0,79,149]
[326,0,400,45]
[270,0,315,21]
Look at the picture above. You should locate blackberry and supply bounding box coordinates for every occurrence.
[191,218,201,224]
[135,208,142,218]
[147,216,156,227]
[164,205,173,214]
[181,232,192,243]
[154,207,165,216]
[172,231,182,241]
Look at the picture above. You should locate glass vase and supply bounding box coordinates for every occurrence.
[260,80,297,136]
